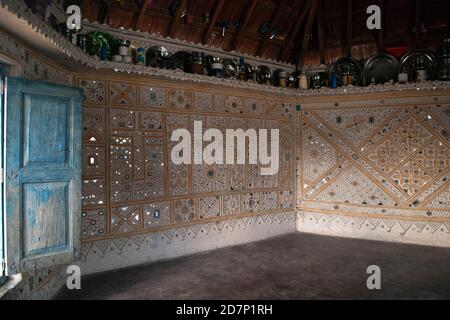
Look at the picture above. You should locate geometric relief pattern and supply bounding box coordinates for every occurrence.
[80,78,295,241]
[167,114,189,196]
[301,102,450,234]
[260,192,277,211]
[224,96,244,114]
[82,209,106,238]
[169,89,192,110]
[415,140,449,176]
[111,206,141,233]
[140,86,167,108]
[242,193,260,213]
[193,164,228,194]
[367,138,407,174]
[425,105,450,129]
[315,166,395,206]
[80,80,106,105]
[314,107,395,147]
[82,179,106,207]
[110,83,137,106]
[83,107,106,143]
[264,101,294,119]
[302,124,339,185]
[223,194,241,216]
[279,191,294,209]
[110,107,165,203]
[427,185,450,209]
[392,161,432,196]
[194,91,213,112]
[199,196,221,219]
[143,202,170,228]
[390,117,432,154]
[173,199,195,224]
[83,145,105,177]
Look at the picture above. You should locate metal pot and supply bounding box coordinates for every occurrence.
[437,39,450,80]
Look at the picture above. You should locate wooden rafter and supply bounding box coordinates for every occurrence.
[202,0,226,45]
[229,0,258,52]
[256,0,288,56]
[166,0,189,38]
[414,0,422,48]
[317,1,325,64]
[448,0,450,37]
[133,0,150,31]
[98,0,109,24]
[80,0,88,13]
[278,0,308,62]
[344,0,353,57]
[297,0,320,70]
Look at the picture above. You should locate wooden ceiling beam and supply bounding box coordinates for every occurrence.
[98,0,110,24]
[256,0,288,56]
[228,0,258,52]
[317,1,325,64]
[344,0,353,57]
[80,0,88,13]
[297,0,320,70]
[133,0,150,31]
[166,0,189,38]
[202,0,226,45]
[414,0,422,48]
[278,0,308,62]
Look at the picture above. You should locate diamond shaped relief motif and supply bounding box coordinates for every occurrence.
[303,125,339,185]
[367,138,407,174]
[199,196,221,219]
[392,161,432,196]
[390,117,432,155]
[110,83,137,106]
[111,206,141,234]
[315,166,395,206]
[425,105,450,129]
[414,139,449,177]
[314,107,395,147]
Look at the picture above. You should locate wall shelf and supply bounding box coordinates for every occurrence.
[1,0,450,99]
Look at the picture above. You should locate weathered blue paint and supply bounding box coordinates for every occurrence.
[0,68,5,279]
[5,78,82,274]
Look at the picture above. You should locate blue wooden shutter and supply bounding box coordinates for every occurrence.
[4,78,82,274]
[0,74,5,278]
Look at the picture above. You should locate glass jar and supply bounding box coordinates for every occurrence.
[77,34,89,53]
[251,66,258,82]
[341,64,353,86]
[118,40,131,56]
[137,47,146,65]
[299,72,309,90]
[211,57,223,78]
[415,56,427,82]
[239,57,248,81]
[437,39,450,80]
[191,52,205,75]
[278,71,288,88]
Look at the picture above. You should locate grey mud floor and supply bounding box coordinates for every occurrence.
[55,233,450,300]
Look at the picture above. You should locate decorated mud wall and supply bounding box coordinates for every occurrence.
[1,25,449,300]
[297,94,450,247]
[77,75,297,275]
